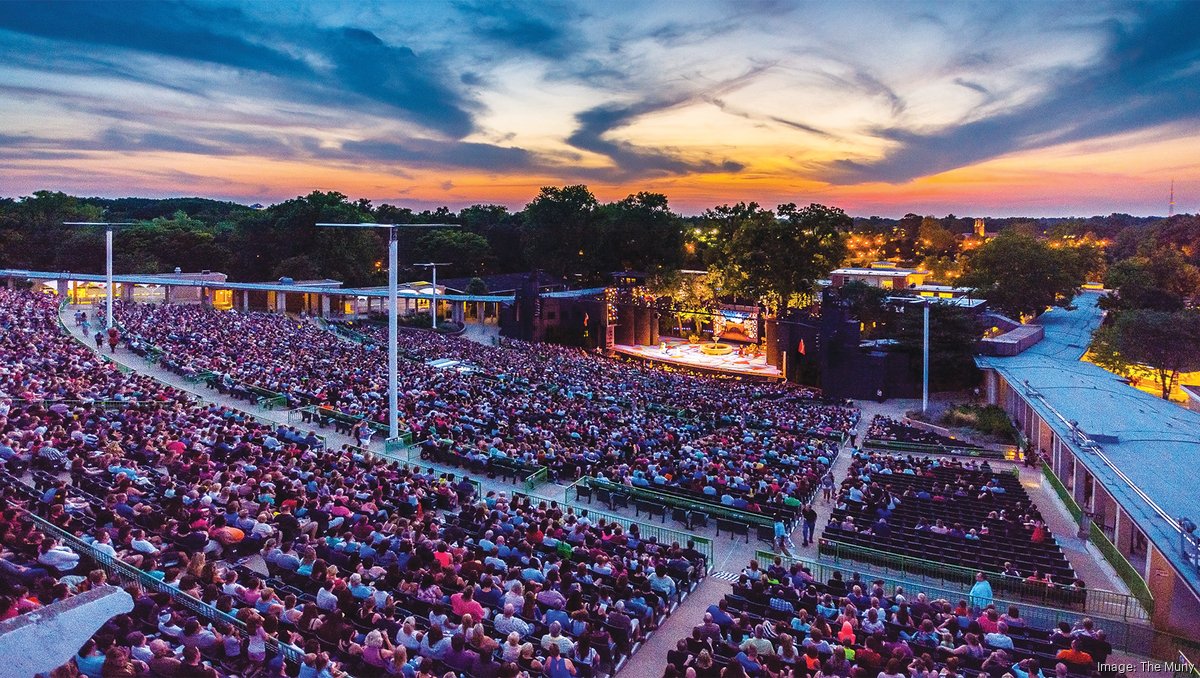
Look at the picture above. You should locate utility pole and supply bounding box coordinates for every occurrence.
[63,222,135,329]
[316,223,457,442]
[922,300,931,414]
[416,262,451,329]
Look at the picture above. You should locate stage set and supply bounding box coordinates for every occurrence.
[611,337,782,378]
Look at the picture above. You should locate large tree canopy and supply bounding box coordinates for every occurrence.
[958,231,1093,320]
[1089,309,1200,400]
[521,184,600,279]
[595,191,683,275]
[708,202,848,314]
[1101,248,1200,312]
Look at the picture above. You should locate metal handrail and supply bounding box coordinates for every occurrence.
[815,538,1149,620]
[22,510,304,664]
[514,488,714,565]
[581,477,787,529]
[756,549,1197,663]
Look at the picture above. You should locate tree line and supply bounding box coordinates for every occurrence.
[2,187,1197,397]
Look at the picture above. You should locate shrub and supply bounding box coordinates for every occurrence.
[941,404,1015,442]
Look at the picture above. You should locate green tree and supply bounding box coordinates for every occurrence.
[459,204,526,273]
[521,185,600,279]
[5,191,103,271]
[709,202,848,314]
[917,216,957,257]
[838,281,893,339]
[959,231,1089,320]
[1102,249,1200,312]
[1089,309,1200,399]
[596,192,683,274]
[409,229,492,277]
[465,277,489,295]
[229,191,376,284]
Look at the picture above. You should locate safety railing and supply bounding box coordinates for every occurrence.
[524,466,549,491]
[1090,521,1155,614]
[23,510,304,665]
[513,489,714,566]
[862,437,1006,459]
[816,538,1149,621]
[327,322,376,346]
[288,404,411,441]
[0,397,175,410]
[575,477,781,529]
[1175,650,1200,677]
[1041,463,1156,613]
[755,549,1195,663]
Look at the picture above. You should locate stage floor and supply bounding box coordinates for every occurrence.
[612,338,782,378]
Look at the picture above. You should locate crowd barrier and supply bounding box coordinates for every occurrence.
[568,477,782,531]
[289,405,413,443]
[756,549,1197,664]
[22,510,305,666]
[863,437,1008,459]
[815,538,1149,621]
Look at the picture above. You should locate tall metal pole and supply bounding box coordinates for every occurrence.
[105,226,114,329]
[431,265,438,330]
[65,223,133,327]
[922,300,930,414]
[387,229,399,441]
[315,223,458,445]
[416,263,450,330]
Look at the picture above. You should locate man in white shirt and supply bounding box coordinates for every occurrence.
[37,539,80,572]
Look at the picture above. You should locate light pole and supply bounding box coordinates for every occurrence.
[316,223,457,442]
[415,262,451,329]
[922,299,931,414]
[63,222,135,329]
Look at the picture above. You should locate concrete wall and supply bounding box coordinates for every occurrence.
[0,586,133,677]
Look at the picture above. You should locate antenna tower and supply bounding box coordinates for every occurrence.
[1169,179,1175,217]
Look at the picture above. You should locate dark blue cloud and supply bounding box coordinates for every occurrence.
[0,126,309,162]
[567,100,744,179]
[335,138,538,173]
[0,1,475,137]
[825,3,1200,184]
[452,1,582,60]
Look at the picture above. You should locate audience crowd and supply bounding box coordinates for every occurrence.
[2,289,711,678]
[663,557,1109,678]
[865,417,982,452]
[823,452,1077,586]
[111,303,857,510]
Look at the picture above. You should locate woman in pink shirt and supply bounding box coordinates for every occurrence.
[451,587,486,620]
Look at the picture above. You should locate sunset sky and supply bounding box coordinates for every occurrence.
[1,1,1198,216]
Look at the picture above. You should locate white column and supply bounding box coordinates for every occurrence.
[431,266,438,329]
[105,227,114,329]
[388,230,399,440]
[921,301,930,413]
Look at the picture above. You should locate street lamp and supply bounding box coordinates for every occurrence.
[415,262,451,329]
[315,223,457,442]
[63,222,136,329]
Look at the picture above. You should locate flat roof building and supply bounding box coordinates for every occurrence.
[830,262,928,290]
[976,292,1200,642]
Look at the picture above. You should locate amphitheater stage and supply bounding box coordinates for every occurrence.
[611,337,782,379]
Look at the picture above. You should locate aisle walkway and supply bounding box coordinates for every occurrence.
[814,395,1130,597]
